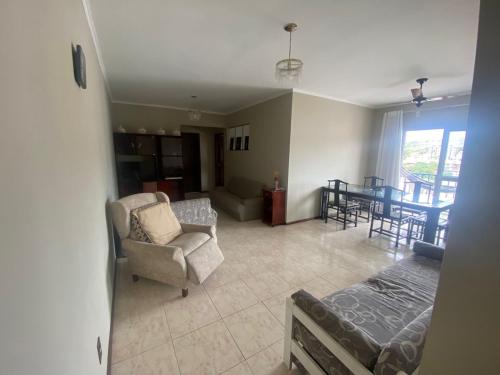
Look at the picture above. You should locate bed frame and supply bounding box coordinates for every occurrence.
[283,297,419,375]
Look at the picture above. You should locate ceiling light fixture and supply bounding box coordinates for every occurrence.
[187,95,202,121]
[275,23,303,84]
[411,78,428,107]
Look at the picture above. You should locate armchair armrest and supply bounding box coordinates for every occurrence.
[122,238,187,286]
[181,223,217,239]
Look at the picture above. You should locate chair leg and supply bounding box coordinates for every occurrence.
[369,215,375,238]
[132,274,139,282]
[407,220,413,245]
[354,209,358,227]
[343,212,347,230]
[395,222,401,248]
[182,288,189,298]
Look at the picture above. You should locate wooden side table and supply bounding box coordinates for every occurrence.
[262,188,286,226]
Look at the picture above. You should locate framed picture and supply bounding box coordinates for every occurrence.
[227,124,250,151]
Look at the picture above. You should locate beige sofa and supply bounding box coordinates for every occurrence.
[110,192,224,297]
[210,177,264,221]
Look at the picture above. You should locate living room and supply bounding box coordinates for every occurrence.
[1,1,499,375]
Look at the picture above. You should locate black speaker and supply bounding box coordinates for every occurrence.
[72,44,87,89]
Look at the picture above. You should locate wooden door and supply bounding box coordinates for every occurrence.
[214,133,224,186]
[181,133,201,192]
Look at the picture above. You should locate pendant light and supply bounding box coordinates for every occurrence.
[187,95,202,121]
[275,23,303,84]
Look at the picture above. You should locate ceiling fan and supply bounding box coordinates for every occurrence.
[410,78,442,107]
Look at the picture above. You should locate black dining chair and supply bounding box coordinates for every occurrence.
[369,186,410,248]
[355,176,384,222]
[325,179,360,230]
[407,209,451,246]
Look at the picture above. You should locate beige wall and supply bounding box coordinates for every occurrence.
[287,93,374,222]
[420,1,500,373]
[0,1,116,374]
[111,102,226,134]
[225,93,293,189]
[181,125,224,191]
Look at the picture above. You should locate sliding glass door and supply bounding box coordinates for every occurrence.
[401,129,466,203]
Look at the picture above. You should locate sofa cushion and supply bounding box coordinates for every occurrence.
[168,232,210,256]
[185,238,225,284]
[133,202,183,245]
[291,254,441,373]
[227,177,264,199]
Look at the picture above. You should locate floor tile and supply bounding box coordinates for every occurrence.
[111,342,179,375]
[111,304,170,364]
[223,303,283,358]
[262,288,300,326]
[246,340,301,375]
[163,287,220,338]
[221,362,253,375]
[241,271,293,300]
[206,279,259,317]
[173,321,243,375]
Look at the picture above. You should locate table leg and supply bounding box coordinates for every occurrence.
[423,209,439,244]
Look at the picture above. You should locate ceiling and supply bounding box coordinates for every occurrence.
[88,0,480,113]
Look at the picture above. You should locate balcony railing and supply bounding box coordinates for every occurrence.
[401,168,457,203]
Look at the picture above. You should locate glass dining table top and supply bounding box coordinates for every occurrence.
[322,184,454,209]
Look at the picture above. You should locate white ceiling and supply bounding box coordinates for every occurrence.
[87,0,480,113]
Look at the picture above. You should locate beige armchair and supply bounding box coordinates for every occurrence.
[110,192,224,297]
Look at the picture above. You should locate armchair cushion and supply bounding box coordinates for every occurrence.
[168,232,211,256]
[133,202,183,245]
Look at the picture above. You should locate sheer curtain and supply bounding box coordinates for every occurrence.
[375,110,403,187]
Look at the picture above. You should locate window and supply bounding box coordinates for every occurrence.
[402,129,466,203]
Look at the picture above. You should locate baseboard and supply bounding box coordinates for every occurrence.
[107,256,118,375]
[286,216,320,225]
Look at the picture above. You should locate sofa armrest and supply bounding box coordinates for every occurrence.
[170,198,217,226]
[374,307,433,375]
[122,239,187,283]
[412,241,444,261]
[292,289,381,369]
[181,223,216,239]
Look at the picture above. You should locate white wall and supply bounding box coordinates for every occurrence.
[0,1,116,374]
[287,93,374,222]
[420,1,500,373]
[111,102,226,134]
[225,93,293,189]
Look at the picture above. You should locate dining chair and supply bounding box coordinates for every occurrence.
[369,186,410,248]
[355,176,384,222]
[325,179,359,230]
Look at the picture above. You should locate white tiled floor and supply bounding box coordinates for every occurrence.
[110,211,410,374]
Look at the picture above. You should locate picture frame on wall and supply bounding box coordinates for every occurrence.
[228,127,235,151]
[243,125,250,150]
[227,124,250,152]
[235,126,243,150]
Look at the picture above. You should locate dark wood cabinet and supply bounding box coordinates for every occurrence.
[113,133,185,200]
[262,188,286,226]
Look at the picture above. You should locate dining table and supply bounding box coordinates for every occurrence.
[320,184,454,244]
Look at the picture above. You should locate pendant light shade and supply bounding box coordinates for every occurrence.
[275,23,303,84]
[187,95,202,121]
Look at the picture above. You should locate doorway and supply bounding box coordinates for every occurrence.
[181,133,202,192]
[214,133,224,186]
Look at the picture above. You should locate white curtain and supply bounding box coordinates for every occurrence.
[375,110,403,187]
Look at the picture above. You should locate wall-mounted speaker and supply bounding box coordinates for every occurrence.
[72,44,87,89]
